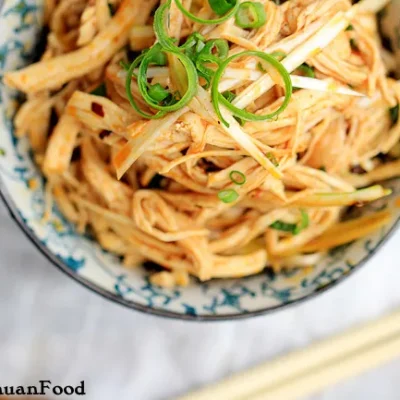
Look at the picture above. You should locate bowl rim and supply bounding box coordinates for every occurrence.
[1,175,399,321]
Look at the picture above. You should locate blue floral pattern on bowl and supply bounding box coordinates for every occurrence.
[1,0,399,320]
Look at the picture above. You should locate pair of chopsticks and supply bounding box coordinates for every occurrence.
[178,309,400,400]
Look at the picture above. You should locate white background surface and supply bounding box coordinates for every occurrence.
[1,201,400,400]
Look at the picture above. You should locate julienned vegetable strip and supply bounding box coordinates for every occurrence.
[211,51,293,127]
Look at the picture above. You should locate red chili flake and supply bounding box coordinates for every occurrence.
[91,102,105,117]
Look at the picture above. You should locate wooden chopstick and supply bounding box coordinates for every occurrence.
[249,331,400,400]
[178,309,400,400]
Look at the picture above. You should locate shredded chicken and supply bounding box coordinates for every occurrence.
[4,0,398,286]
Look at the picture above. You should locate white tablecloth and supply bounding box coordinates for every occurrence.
[1,200,400,400]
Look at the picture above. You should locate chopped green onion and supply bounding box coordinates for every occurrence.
[297,63,315,78]
[229,170,246,185]
[218,189,239,203]
[201,39,229,60]
[211,51,293,127]
[235,2,267,29]
[151,52,168,66]
[0,148,5,157]
[137,44,198,112]
[125,52,166,119]
[346,24,354,31]
[270,210,309,235]
[294,210,309,235]
[181,33,207,59]
[91,83,107,97]
[389,104,399,127]
[195,39,229,87]
[319,166,327,172]
[148,83,170,103]
[174,0,240,25]
[270,220,297,233]
[154,0,180,51]
[266,152,279,167]
[222,91,236,102]
[209,0,236,16]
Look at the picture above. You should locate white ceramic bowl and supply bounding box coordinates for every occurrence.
[1,0,399,320]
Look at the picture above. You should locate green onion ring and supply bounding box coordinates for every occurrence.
[209,0,236,16]
[229,170,246,185]
[154,0,180,51]
[137,45,198,112]
[195,39,229,88]
[174,0,240,25]
[211,51,293,127]
[218,189,239,203]
[125,55,167,120]
[235,2,267,29]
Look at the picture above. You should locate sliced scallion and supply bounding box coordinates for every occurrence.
[209,0,236,16]
[148,83,170,103]
[195,39,229,87]
[150,52,168,66]
[235,2,266,29]
[211,51,292,127]
[270,220,298,233]
[174,0,239,25]
[137,44,198,112]
[125,55,167,119]
[218,189,239,203]
[229,170,246,185]
[154,0,180,51]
